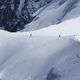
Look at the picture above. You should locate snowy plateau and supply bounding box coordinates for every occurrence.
[0,0,80,80]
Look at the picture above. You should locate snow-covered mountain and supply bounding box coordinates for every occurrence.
[28,17,80,36]
[0,16,80,80]
[0,0,80,80]
[0,0,52,32]
[0,0,80,32]
[23,0,80,31]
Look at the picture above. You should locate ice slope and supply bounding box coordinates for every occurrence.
[23,0,80,31]
[0,29,80,80]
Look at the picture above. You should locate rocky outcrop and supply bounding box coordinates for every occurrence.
[0,0,52,32]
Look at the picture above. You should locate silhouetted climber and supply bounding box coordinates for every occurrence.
[59,34,61,38]
[30,34,32,37]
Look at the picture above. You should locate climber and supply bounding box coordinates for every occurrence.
[30,33,32,37]
[59,34,61,38]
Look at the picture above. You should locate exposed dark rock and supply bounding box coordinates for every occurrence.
[0,0,52,32]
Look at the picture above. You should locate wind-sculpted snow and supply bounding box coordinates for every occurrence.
[0,30,80,80]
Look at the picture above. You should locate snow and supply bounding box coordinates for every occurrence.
[0,30,79,80]
[23,0,80,31]
[23,17,80,38]
[0,0,80,80]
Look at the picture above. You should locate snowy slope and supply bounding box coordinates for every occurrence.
[27,17,80,36]
[0,0,80,80]
[23,0,80,31]
[0,30,80,80]
[0,16,80,80]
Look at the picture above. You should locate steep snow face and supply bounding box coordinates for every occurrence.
[0,31,80,80]
[0,0,52,32]
[0,13,80,80]
[24,0,80,31]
